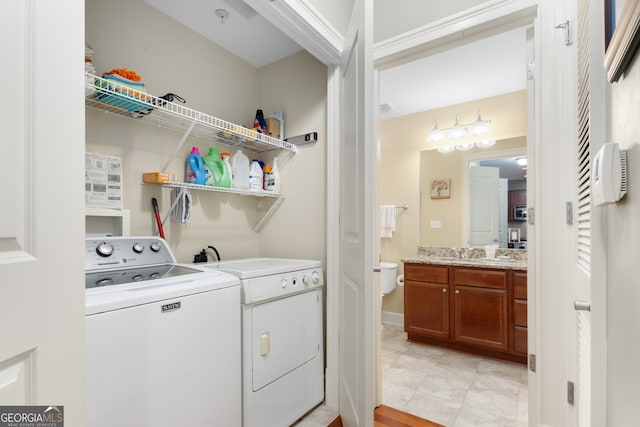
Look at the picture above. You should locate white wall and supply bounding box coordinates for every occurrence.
[257,51,328,265]
[606,47,640,425]
[85,0,327,263]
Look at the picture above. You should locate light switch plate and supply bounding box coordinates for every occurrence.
[430,220,442,229]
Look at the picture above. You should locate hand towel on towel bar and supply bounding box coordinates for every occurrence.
[380,205,396,238]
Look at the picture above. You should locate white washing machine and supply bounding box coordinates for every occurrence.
[85,236,241,427]
[203,258,325,427]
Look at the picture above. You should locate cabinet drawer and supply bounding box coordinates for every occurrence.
[453,268,506,289]
[514,271,527,300]
[404,264,448,284]
[514,326,528,354]
[514,300,527,327]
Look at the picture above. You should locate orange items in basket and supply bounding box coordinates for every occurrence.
[103,68,143,82]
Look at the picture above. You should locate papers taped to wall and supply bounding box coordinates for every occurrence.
[86,152,123,209]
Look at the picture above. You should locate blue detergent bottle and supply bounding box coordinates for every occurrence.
[186,146,206,185]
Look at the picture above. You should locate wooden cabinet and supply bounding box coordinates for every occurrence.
[453,269,508,351]
[512,271,528,354]
[404,264,449,339]
[404,263,527,363]
[508,189,527,220]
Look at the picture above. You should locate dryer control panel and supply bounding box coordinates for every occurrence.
[242,268,324,304]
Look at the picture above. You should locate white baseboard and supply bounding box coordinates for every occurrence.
[381,311,404,327]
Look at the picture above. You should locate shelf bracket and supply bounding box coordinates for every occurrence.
[161,120,197,172]
[254,196,285,233]
[284,132,318,146]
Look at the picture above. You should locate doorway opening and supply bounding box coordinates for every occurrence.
[376,8,536,426]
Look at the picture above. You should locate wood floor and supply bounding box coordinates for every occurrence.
[328,405,444,427]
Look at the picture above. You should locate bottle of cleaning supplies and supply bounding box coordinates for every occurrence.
[263,165,273,191]
[231,150,250,190]
[220,152,233,188]
[202,147,225,186]
[271,157,282,193]
[253,109,268,134]
[249,160,263,191]
[186,146,206,185]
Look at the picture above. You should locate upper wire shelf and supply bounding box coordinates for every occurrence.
[84,73,298,154]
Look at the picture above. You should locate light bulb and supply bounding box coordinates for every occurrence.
[428,120,446,143]
[448,115,467,139]
[437,146,455,153]
[470,111,491,136]
[455,142,475,151]
[476,139,496,148]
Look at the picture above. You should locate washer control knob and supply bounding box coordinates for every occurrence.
[150,241,162,252]
[280,279,287,289]
[132,243,144,254]
[311,271,321,284]
[96,278,113,287]
[96,242,114,257]
[303,275,310,285]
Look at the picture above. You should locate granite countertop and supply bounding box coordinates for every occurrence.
[402,246,527,271]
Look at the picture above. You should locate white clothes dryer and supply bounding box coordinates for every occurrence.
[203,258,324,427]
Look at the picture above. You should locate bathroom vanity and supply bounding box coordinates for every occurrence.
[403,249,527,364]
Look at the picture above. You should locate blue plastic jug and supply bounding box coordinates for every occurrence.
[186,146,206,185]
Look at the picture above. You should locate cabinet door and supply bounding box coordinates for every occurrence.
[453,285,508,350]
[404,280,450,339]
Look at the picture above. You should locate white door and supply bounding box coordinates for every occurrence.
[469,166,500,246]
[338,0,376,425]
[0,0,85,423]
[573,0,607,424]
[498,178,508,248]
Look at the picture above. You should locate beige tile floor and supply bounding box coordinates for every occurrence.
[380,324,528,427]
[296,323,528,427]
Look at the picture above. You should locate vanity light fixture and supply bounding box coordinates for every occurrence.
[427,111,491,143]
[449,115,467,139]
[428,120,446,143]
[470,112,491,136]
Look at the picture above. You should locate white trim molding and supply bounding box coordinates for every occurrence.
[373,0,538,69]
[242,0,344,65]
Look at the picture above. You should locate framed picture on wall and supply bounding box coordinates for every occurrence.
[430,179,450,199]
[604,0,640,82]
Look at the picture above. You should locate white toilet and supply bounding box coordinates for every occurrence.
[379,262,398,295]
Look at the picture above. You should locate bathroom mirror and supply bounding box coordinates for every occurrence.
[420,137,527,248]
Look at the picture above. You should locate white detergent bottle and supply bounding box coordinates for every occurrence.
[249,160,263,191]
[231,150,250,190]
[271,157,282,193]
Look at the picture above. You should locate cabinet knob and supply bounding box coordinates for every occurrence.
[442,288,447,293]
[455,290,460,295]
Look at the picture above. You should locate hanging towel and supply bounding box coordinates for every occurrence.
[380,205,396,238]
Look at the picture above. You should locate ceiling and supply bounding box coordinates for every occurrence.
[476,157,527,181]
[143,0,303,68]
[378,27,528,119]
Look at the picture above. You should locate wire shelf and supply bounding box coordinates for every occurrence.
[151,181,282,198]
[85,73,298,154]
